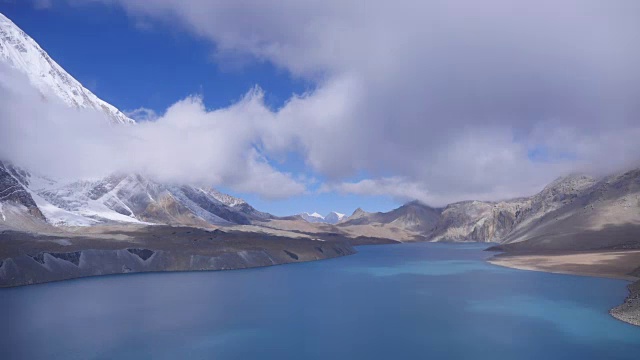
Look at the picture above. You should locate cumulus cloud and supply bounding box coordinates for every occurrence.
[0,65,305,199]
[321,177,434,204]
[10,1,640,205]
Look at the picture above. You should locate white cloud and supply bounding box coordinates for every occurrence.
[125,107,158,122]
[321,177,434,204]
[10,1,640,205]
[0,65,305,199]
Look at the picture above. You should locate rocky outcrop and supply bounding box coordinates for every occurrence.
[610,280,640,326]
[488,169,640,251]
[0,161,45,220]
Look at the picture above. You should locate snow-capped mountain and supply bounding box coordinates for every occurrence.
[300,212,325,223]
[324,211,346,224]
[0,13,274,229]
[0,162,271,228]
[0,12,134,125]
[33,173,271,227]
[300,211,346,224]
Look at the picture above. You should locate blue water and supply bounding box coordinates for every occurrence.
[1,243,639,359]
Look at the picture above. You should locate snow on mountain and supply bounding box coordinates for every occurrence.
[300,211,346,224]
[0,13,273,229]
[0,169,269,227]
[204,188,247,207]
[324,211,346,224]
[300,212,325,223]
[32,174,270,226]
[0,12,134,125]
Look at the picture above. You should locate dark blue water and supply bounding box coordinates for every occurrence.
[1,243,639,359]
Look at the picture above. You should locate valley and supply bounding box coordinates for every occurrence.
[1,8,640,333]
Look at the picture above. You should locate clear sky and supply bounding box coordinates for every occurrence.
[2,1,640,217]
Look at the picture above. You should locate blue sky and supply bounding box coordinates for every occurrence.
[0,2,309,113]
[0,1,401,216]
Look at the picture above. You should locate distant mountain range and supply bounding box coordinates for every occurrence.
[299,211,346,224]
[333,172,640,251]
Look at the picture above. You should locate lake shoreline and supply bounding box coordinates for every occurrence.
[487,250,640,326]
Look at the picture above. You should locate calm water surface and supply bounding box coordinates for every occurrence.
[1,243,639,359]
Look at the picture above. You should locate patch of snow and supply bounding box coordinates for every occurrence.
[300,212,326,223]
[29,191,97,226]
[78,198,144,224]
[199,187,247,207]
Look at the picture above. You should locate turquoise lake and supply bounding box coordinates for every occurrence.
[1,243,639,359]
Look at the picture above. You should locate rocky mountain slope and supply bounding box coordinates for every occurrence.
[0,162,271,230]
[0,225,355,287]
[324,211,346,224]
[341,201,441,233]
[329,171,639,248]
[426,174,597,243]
[491,169,640,251]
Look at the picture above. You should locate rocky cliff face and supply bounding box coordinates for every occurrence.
[0,161,45,222]
[427,175,598,243]
[492,169,640,251]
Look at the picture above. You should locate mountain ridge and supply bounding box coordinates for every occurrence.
[0,12,134,125]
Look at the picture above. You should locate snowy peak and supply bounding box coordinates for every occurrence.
[324,211,346,224]
[299,211,346,224]
[0,12,134,125]
[300,212,325,223]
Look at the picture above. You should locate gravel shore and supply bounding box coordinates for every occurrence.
[488,250,640,327]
